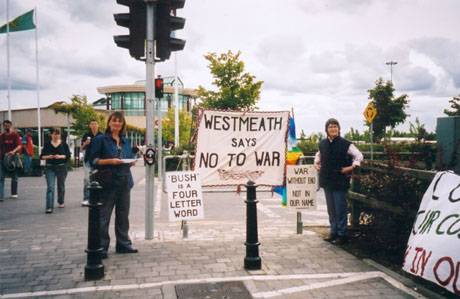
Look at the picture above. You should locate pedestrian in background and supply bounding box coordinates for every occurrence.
[314,118,363,245]
[22,129,35,175]
[0,120,22,201]
[80,120,102,206]
[40,128,71,214]
[89,111,137,259]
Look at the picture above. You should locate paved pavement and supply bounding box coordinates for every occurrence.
[0,165,427,298]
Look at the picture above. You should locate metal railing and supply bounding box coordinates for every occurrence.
[348,161,436,227]
[162,152,195,192]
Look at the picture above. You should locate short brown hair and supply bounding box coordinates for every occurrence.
[50,127,61,135]
[325,118,340,136]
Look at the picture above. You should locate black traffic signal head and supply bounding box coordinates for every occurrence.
[155,77,164,99]
[155,0,186,61]
[114,0,146,60]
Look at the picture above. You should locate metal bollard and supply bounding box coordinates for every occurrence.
[181,220,189,239]
[296,211,303,234]
[244,181,261,270]
[84,181,105,281]
[181,153,190,240]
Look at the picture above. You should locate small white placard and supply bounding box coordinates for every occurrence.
[121,159,137,164]
[166,171,204,222]
[286,165,318,209]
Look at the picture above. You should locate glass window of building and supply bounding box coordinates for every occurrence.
[111,93,122,110]
[117,92,144,115]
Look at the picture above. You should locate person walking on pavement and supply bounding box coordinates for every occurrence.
[0,120,22,201]
[80,120,102,206]
[22,129,35,175]
[314,118,363,245]
[88,111,138,259]
[40,128,71,214]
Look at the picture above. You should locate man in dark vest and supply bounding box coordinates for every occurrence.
[314,118,363,245]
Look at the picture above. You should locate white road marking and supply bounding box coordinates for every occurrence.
[256,202,280,218]
[0,229,21,233]
[258,197,283,203]
[252,271,426,298]
[0,271,425,299]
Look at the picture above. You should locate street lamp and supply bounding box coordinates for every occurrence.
[385,61,397,83]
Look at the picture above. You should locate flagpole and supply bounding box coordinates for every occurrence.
[34,7,41,154]
[6,0,11,121]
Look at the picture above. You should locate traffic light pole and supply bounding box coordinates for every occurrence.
[157,95,163,184]
[145,1,156,240]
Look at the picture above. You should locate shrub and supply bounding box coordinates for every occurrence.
[351,159,433,265]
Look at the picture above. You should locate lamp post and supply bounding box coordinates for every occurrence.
[385,61,397,83]
[384,60,397,143]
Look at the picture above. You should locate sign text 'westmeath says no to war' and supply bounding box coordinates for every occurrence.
[195,110,289,186]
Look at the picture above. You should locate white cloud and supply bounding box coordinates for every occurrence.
[0,0,459,135]
[296,0,379,15]
[410,37,460,88]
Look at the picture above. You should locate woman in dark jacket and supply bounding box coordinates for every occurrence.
[89,111,137,259]
[40,128,71,213]
[314,118,363,245]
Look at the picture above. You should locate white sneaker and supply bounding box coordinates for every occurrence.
[10,195,18,199]
[81,200,89,206]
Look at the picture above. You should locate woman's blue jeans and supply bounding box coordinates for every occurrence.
[23,154,32,174]
[324,188,348,237]
[45,165,68,209]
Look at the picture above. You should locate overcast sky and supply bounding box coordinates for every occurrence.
[1,0,459,135]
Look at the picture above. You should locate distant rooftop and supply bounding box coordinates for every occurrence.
[134,76,184,88]
[97,76,196,96]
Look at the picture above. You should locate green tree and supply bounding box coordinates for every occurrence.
[50,95,106,137]
[368,78,409,141]
[344,127,362,141]
[299,129,306,141]
[409,117,427,141]
[197,50,263,110]
[444,95,460,116]
[161,108,192,148]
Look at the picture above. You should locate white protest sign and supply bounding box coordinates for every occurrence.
[402,171,460,296]
[194,110,289,186]
[166,171,204,222]
[286,165,317,209]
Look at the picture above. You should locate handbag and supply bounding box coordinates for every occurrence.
[3,154,23,172]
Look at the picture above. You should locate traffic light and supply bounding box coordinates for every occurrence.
[155,0,186,61]
[114,0,146,60]
[155,77,164,99]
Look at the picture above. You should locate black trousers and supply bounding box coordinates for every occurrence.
[99,183,132,251]
[0,164,18,198]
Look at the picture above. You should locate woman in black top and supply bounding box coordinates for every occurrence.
[40,128,71,214]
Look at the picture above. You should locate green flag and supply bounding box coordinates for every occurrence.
[0,9,35,34]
